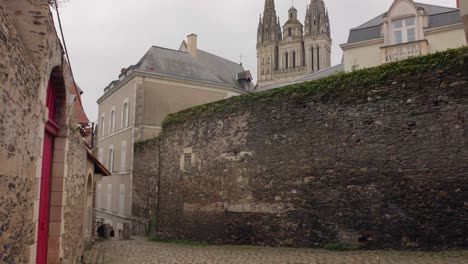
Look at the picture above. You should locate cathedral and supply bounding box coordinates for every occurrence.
[257,0,332,87]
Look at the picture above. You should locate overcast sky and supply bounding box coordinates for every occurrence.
[55,0,457,122]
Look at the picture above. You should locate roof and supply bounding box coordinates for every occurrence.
[118,46,253,91]
[256,64,344,92]
[87,150,112,176]
[346,3,461,44]
[70,83,90,125]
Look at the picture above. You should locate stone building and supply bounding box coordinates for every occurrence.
[340,0,467,72]
[96,34,253,235]
[257,0,332,88]
[0,1,110,263]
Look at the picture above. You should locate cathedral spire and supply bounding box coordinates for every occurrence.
[265,0,275,10]
[258,0,281,43]
[305,0,330,36]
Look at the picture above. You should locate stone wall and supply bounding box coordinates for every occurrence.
[0,3,44,263]
[133,138,160,234]
[0,0,94,262]
[62,129,87,264]
[135,48,468,250]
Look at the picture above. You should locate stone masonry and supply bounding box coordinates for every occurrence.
[134,48,468,250]
[0,0,103,263]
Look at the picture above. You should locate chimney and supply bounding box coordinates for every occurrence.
[187,34,198,57]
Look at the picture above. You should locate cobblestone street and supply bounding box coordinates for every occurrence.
[85,237,468,264]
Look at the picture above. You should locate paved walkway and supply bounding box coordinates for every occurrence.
[85,236,468,264]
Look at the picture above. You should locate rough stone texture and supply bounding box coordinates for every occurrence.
[0,0,94,262]
[85,236,468,264]
[133,138,160,234]
[0,3,44,263]
[140,53,468,250]
[62,130,87,264]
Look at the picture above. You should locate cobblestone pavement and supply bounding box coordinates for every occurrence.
[85,237,468,264]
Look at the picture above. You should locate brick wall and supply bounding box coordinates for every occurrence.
[135,48,468,250]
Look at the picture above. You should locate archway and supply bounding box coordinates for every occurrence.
[37,67,67,264]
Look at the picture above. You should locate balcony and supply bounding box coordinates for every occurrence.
[381,40,428,63]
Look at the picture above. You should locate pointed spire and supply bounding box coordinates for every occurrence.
[265,0,275,10]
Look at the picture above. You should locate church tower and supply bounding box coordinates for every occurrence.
[304,0,332,73]
[277,5,306,83]
[257,0,282,87]
[256,0,332,88]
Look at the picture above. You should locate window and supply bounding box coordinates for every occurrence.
[109,107,116,133]
[121,100,129,129]
[119,184,125,214]
[293,51,296,68]
[107,184,112,211]
[392,17,416,44]
[100,114,105,137]
[96,184,101,209]
[120,141,127,172]
[98,148,103,164]
[108,145,114,172]
[288,27,292,37]
[285,52,289,69]
[311,46,314,71]
[317,46,320,71]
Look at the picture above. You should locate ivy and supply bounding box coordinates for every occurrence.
[162,47,468,129]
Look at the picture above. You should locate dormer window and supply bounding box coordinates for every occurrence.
[392,17,416,44]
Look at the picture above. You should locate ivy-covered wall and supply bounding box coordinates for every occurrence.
[136,48,468,249]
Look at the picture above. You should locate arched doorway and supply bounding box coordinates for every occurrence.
[37,79,60,263]
[36,68,67,264]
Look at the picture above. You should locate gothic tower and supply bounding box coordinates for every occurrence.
[257,0,282,87]
[277,5,306,84]
[304,0,332,73]
[257,0,332,88]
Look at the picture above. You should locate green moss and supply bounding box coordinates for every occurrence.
[147,235,209,246]
[324,243,362,251]
[134,136,160,149]
[162,47,468,129]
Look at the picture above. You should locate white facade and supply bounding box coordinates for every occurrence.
[341,0,466,72]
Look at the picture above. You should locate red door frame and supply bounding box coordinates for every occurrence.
[37,80,60,264]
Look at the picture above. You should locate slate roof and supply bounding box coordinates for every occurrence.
[346,3,461,44]
[255,64,344,92]
[119,46,253,91]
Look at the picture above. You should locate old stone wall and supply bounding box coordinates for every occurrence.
[137,48,468,250]
[62,128,87,264]
[0,0,93,263]
[0,3,44,263]
[133,138,160,234]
